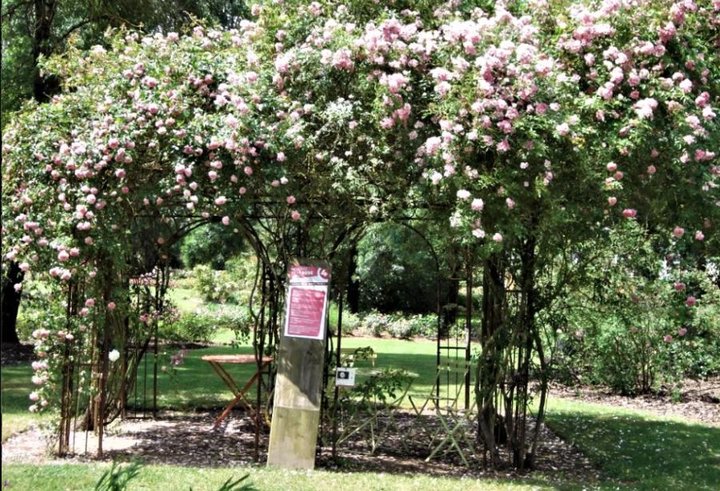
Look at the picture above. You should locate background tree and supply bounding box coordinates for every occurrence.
[0,0,250,344]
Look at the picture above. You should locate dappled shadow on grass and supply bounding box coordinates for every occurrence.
[546,408,720,491]
[1,365,35,412]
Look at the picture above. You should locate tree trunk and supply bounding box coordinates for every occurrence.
[512,233,538,470]
[476,253,505,466]
[2,1,62,346]
[32,0,61,103]
[346,244,360,314]
[1,262,23,344]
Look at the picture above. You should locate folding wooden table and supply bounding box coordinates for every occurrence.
[201,354,273,428]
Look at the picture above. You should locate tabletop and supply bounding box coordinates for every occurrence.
[201,354,273,364]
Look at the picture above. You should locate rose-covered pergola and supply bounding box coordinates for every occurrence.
[2,0,718,469]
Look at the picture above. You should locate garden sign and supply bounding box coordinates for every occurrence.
[267,260,331,470]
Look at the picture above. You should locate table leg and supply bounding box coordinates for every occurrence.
[208,362,241,395]
[211,362,270,429]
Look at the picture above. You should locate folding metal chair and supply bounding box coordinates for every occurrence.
[336,368,415,453]
[425,399,477,466]
[409,361,470,416]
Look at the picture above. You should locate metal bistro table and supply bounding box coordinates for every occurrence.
[201,354,274,429]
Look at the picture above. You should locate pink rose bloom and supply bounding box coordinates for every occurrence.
[694,230,705,241]
[425,137,442,155]
[215,196,227,206]
[107,302,117,311]
[672,226,685,238]
[555,123,570,136]
[222,216,230,226]
[674,282,686,291]
[291,210,301,221]
[678,327,687,337]
[647,165,656,175]
[286,195,296,205]
[663,334,673,343]
[492,233,503,243]
[685,296,697,307]
[607,197,617,206]
[471,198,484,211]
[622,209,637,218]
[277,152,286,162]
[58,250,70,262]
[606,162,617,172]
[85,298,96,308]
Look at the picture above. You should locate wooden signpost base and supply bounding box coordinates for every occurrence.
[266,336,325,469]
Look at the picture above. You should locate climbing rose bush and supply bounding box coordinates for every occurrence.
[1,0,718,416]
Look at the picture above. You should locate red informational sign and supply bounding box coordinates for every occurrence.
[284,261,331,340]
[288,264,331,285]
[285,286,328,339]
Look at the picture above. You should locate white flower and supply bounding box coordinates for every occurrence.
[108,349,120,362]
[456,189,471,200]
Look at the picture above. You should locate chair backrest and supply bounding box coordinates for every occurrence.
[339,346,377,367]
[434,360,472,410]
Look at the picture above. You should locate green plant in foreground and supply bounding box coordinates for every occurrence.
[206,474,256,491]
[94,460,142,491]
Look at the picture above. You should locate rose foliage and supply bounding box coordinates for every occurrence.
[1,0,718,462]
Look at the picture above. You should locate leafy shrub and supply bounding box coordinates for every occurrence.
[550,224,720,394]
[15,279,66,341]
[180,223,245,270]
[360,311,393,337]
[355,223,440,314]
[408,314,438,338]
[348,368,414,405]
[356,311,437,339]
[193,264,240,304]
[158,305,252,343]
[387,317,416,339]
[328,304,362,336]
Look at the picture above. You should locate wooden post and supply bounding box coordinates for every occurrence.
[267,261,330,469]
[267,336,325,469]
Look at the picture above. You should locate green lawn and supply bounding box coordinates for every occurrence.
[167,286,205,314]
[0,463,564,491]
[3,337,718,490]
[1,364,53,442]
[139,336,459,412]
[544,398,720,491]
